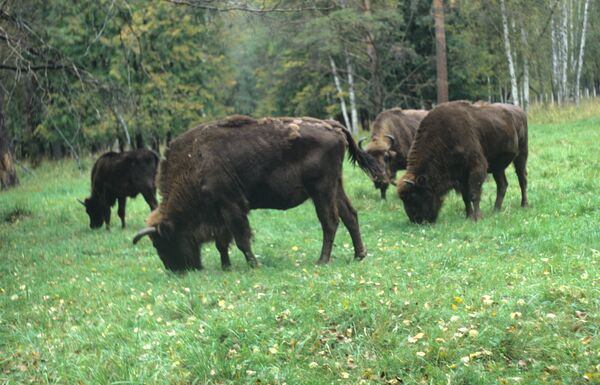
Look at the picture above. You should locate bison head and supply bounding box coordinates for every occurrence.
[359,135,397,199]
[132,211,200,272]
[79,197,108,229]
[397,173,442,223]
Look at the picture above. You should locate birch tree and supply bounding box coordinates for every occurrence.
[575,0,590,104]
[500,0,519,106]
[329,56,351,130]
[345,50,359,133]
[560,0,569,101]
[520,20,530,111]
[551,17,561,103]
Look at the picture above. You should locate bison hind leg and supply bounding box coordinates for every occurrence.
[492,169,508,211]
[117,197,127,228]
[513,154,528,208]
[309,183,340,265]
[337,184,366,261]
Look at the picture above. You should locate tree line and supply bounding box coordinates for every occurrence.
[0,0,598,187]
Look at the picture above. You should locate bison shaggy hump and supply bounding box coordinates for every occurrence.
[133,115,384,272]
[397,101,528,223]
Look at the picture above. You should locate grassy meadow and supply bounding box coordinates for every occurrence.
[1,103,599,384]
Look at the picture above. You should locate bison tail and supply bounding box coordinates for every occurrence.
[340,125,385,181]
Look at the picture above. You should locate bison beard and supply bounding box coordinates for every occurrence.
[359,108,427,199]
[397,101,528,223]
[133,116,384,272]
[81,149,159,229]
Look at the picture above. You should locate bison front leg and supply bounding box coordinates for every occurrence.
[221,206,258,268]
[337,185,366,261]
[467,167,487,221]
[215,228,233,270]
[117,197,127,228]
[459,182,473,218]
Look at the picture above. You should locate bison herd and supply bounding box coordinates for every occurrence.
[81,100,528,272]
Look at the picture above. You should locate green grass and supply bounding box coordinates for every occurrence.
[1,108,599,384]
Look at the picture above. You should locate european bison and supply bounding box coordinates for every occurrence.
[397,101,528,223]
[359,108,427,199]
[133,115,384,272]
[80,149,159,229]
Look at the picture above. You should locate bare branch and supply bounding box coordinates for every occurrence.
[0,64,66,72]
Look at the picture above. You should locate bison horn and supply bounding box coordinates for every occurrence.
[358,137,367,150]
[402,179,415,185]
[133,226,157,244]
[77,199,86,206]
[384,134,396,146]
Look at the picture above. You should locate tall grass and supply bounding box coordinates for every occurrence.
[1,104,599,384]
[528,98,600,124]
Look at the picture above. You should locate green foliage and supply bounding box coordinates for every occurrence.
[2,0,600,159]
[2,0,236,153]
[1,106,598,384]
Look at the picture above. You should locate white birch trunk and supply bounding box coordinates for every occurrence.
[114,110,131,150]
[575,0,590,104]
[560,0,569,101]
[345,51,359,134]
[520,21,530,111]
[500,0,519,106]
[329,56,351,130]
[551,18,560,102]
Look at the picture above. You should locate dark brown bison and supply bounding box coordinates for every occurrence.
[80,149,159,229]
[132,115,384,272]
[397,101,528,223]
[359,108,427,199]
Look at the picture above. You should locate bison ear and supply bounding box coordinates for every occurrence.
[416,175,428,186]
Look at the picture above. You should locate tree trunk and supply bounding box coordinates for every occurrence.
[363,0,383,112]
[0,87,19,190]
[433,0,448,103]
[329,55,351,130]
[345,50,359,133]
[575,0,590,104]
[551,18,561,103]
[135,132,144,149]
[560,0,569,101]
[500,0,519,106]
[520,21,530,111]
[112,108,131,150]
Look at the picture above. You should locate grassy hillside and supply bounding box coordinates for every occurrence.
[1,105,599,384]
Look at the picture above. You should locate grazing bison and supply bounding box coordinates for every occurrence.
[80,149,159,229]
[132,115,384,272]
[397,101,528,223]
[359,108,427,199]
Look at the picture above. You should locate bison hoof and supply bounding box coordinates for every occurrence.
[316,258,330,265]
[354,252,367,261]
[221,264,232,271]
[247,259,259,268]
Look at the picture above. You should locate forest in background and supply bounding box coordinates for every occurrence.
[0,0,598,167]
